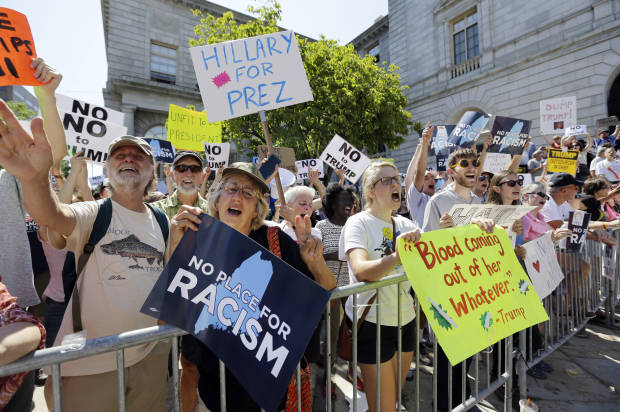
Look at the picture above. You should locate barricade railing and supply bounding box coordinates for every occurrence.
[0,239,611,411]
[516,236,617,402]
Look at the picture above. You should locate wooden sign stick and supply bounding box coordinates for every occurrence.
[259,110,286,204]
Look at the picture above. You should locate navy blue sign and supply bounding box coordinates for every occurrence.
[431,125,455,171]
[145,138,175,163]
[567,211,590,252]
[488,116,531,156]
[140,214,330,412]
[447,111,491,149]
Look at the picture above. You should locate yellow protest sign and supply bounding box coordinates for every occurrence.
[398,225,549,365]
[546,148,578,175]
[167,104,222,151]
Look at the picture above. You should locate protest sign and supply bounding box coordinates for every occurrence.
[141,214,329,412]
[448,204,536,228]
[596,116,619,129]
[167,104,222,151]
[0,8,43,86]
[447,112,491,149]
[294,159,324,180]
[431,125,455,171]
[88,175,104,188]
[203,142,230,169]
[564,125,587,137]
[522,233,564,299]
[546,148,578,175]
[319,134,371,184]
[539,96,576,135]
[602,244,617,280]
[566,211,590,252]
[56,94,127,164]
[483,153,512,174]
[189,31,314,122]
[488,116,530,156]
[145,138,175,163]
[399,225,548,365]
[257,145,296,173]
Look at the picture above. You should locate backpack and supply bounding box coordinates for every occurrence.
[61,198,169,331]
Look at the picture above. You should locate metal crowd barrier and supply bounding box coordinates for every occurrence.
[0,237,613,411]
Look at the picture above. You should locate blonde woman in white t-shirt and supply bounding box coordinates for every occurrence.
[340,161,421,412]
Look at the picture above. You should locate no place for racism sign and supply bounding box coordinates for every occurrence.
[56,94,127,164]
[141,214,329,412]
[399,225,549,365]
[190,31,314,122]
[319,134,371,184]
[448,111,491,149]
[145,138,175,163]
[0,8,43,86]
[431,125,455,171]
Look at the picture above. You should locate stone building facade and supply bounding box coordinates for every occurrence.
[101,0,252,141]
[384,0,620,170]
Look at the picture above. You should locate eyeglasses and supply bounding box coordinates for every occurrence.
[174,164,202,173]
[498,177,524,187]
[223,182,258,200]
[527,192,549,200]
[478,175,489,182]
[374,176,401,187]
[450,159,481,169]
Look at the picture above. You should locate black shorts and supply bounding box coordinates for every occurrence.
[356,319,415,364]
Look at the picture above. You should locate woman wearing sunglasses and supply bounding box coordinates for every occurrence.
[340,161,421,412]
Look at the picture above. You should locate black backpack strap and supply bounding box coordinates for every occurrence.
[72,198,113,332]
[146,203,169,248]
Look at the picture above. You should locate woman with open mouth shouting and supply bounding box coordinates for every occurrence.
[339,161,421,412]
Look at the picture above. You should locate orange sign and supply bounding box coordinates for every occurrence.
[0,8,43,86]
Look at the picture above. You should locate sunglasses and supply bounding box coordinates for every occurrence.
[223,182,258,200]
[374,176,402,187]
[450,159,481,169]
[498,177,524,187]
[527,192,549,200]
[478,175,490,182]
[174,164,203,173]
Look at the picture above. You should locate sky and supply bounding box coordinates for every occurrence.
[4,0,388,106]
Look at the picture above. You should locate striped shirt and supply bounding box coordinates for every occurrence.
[150,191,209,220]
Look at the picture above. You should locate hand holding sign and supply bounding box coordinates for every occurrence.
[0,8,43,86]
[31,57,62,94]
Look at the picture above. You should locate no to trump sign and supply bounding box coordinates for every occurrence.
[203,142,230,169]
[141,214,329,412]
[319,134,371,184]
[398,225,549,365]
[56,94,127,164]
[190,31,314,121]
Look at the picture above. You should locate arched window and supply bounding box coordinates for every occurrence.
[144,125,167,140]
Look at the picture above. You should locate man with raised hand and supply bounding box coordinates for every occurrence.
[152,151,209,219]
[422,147,494,412]
[405,122,437,227]
[0,100,170,412]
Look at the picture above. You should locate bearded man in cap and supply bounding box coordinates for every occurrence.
[0,100,170,412]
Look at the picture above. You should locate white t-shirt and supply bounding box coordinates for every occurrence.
[590,156,604,173]
[540,196,573,226]
[55,199,168,376]
[339,211,417,326]
[595,159,620,182]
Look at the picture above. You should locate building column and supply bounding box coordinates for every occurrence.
[120,105,136,135]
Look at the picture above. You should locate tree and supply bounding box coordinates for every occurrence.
[190,1,412,160]
[6,101,36,121]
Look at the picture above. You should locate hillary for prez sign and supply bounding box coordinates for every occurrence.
[398,225,549,365]
[190,31,314,121]
[141,214,329,412]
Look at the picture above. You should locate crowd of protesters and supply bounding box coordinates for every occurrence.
[0,58,619,412]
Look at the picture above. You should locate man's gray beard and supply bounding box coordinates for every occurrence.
[108,169,151,193]
[176,183,198,196]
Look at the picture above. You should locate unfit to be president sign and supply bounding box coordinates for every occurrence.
[398,225,548,365]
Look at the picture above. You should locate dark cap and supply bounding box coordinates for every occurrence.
[173,151,204,167]
[222,162,269,194]
[549,172,579,187]
[108,135,153,158]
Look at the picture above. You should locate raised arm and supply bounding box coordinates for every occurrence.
[584,132,593,154]
[476,134,492,180]
[508,138,530,173]
[31,58,66,171]
[199,165,212,198]
[412,122,433,192]
[405,144,421,192]
[0,100,76,236]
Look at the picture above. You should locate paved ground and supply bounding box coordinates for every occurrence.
[32,316,619,411]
